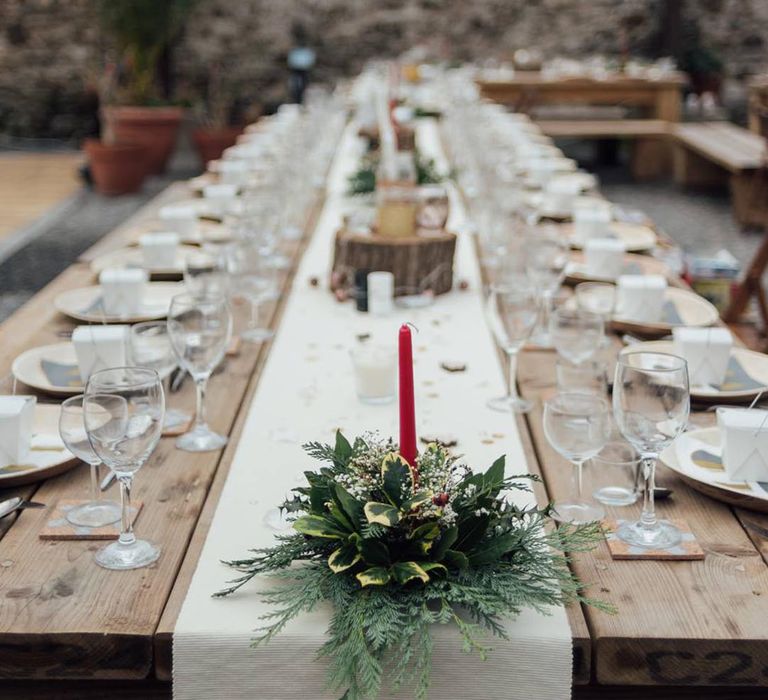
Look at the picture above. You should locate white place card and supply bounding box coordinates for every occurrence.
[0,395,36,466]
[616,274,667,322]
[673,327,732,387]
[99,267,148,316]
[72,325,129,384]
[717,408,768,481]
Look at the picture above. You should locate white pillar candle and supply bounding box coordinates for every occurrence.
[0,395,36,466]
[367,272,395,316]
[98,267,148,316]
[139,231,180,269]
[584,238,626,279]
[350,344,397,404]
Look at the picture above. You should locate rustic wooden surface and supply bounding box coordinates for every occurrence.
[477,72,685,122]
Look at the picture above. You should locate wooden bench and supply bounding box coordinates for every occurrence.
[537,118,672,181]
[674,122,768,228]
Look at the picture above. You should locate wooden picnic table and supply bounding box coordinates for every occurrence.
[3,133,768,699]
[476,71,686,122]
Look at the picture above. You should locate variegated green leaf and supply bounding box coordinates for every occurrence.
[363,501,400,527]
[421,562,447,576]
[381,452,413,507]
[328,543,361,573]
[400,492,432,512]
[293,515,346,539]
[391,561,430,584]
[356,566,391,587]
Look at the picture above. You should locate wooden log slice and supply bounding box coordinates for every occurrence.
[332,228,457,296]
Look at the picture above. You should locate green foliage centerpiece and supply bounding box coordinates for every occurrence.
[215,432,603,699]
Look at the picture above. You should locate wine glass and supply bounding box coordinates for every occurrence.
[84,367,164,570]
[226,242,277,343]
[129,321,191,431]
[486,276,540,413]
[59,395,121,528]
[167,293,232,452]
[184,248,229,298]
[575,282,616,320]
[543,392,612,523]
[550,307,604,366]
[525,226,569,347]
[613,352,689,548]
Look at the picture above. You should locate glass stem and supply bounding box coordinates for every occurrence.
[507,349,521,401]
[89,462,99,504]
[249,298,260,330]
[194,376,209,429]
[118,476,135,547]
[640,455,658,531]
[541,290,554,335]
[574,459,584,499]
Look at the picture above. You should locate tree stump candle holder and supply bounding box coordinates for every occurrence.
[331,228,457,297]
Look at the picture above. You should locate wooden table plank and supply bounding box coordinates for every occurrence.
[517,346,768,688]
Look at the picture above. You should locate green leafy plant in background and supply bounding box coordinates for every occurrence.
[216,432,609,700]
[95,0,198,105]
[347,151,449,196]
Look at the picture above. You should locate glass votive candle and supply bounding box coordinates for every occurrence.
[350,344,397,404]
[555,358,608,395]
[575,282,616,320]
[591,436,640,506]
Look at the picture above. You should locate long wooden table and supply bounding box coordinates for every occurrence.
[2,124,768,699]
[477,71,686,122]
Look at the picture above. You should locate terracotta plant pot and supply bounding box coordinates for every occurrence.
[102,106,184,175]
[84,139,147,196]
[191,126,244,168]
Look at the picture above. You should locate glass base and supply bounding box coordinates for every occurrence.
[164,408,191,430]
[528,329,553,349]
[176,424,228,452]
[551,499,605,524]
[616,519,682,549]
[66,500,121,528]
[593,486,638,507]
[487,395,533,413]
[95,538,160,570]
[241,327,275,343]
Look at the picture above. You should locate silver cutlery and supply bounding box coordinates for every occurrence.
[100,471,116,491]
[0,497,46,519]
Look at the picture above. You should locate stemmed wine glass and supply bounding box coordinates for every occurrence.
[485,275,540,413]
[525,226,569,347]
[184,248,229,298]
[84,367,164,570]
[226,242,277,343]
[59,395,121,528]
[550,307,604,367]
[167,293,232,452]
[129,321,191,431]
[543,392,612,523]
[613,352,689,548]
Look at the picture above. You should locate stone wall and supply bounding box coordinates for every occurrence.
[2,0,768,139]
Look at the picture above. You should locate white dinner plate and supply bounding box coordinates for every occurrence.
[565,251,669,284]
[621,340,768,403]
[564,220,657,252]
[89,245,200,277]
[12,343,83,396]
[612,287,719,336]
[54,282,184,323]
[661,427,768,513]
[0,404,78,487]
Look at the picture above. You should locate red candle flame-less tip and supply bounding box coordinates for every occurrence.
[398,323,418,467]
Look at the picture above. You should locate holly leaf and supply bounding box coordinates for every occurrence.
[400,492,431,512]
[442,549,469,570]
[328,543,361,573]
[357,566,391,587]
[455,514,490,551]
[484,455,506,495]
[333,483,364,526]
[381,453,413,507]
[364,501,400,527]
[391,561,430,584]
[431,525,458,561]
[334,431,353,467]
[293,515,346,539]
[466,533,520,566]
[359,538,390,566]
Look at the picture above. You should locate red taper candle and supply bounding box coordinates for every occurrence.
[398,323,418,467]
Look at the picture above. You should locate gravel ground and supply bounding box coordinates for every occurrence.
[0,140,762,323]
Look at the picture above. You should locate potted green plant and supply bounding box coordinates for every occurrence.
[190,61,247,167]
[96,0,197,174]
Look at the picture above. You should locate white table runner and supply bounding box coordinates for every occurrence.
[173,119,573,700]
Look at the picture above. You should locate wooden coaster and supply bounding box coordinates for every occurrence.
[602,518,705,560]
[226,335,242,356]
[39,500,143,540]
[162,417,192,437]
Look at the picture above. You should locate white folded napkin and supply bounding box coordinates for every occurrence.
[584,238,625,279]
[31,433,66,451]
[573,198,611,243]
[616,274,667,322]
[139,232,179,268]
[72,325,129,384]
[159,204,198,239]
[673,327,732,387]
[717,408,768,481]
[0,395,36,466]
[99,267,147,316]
